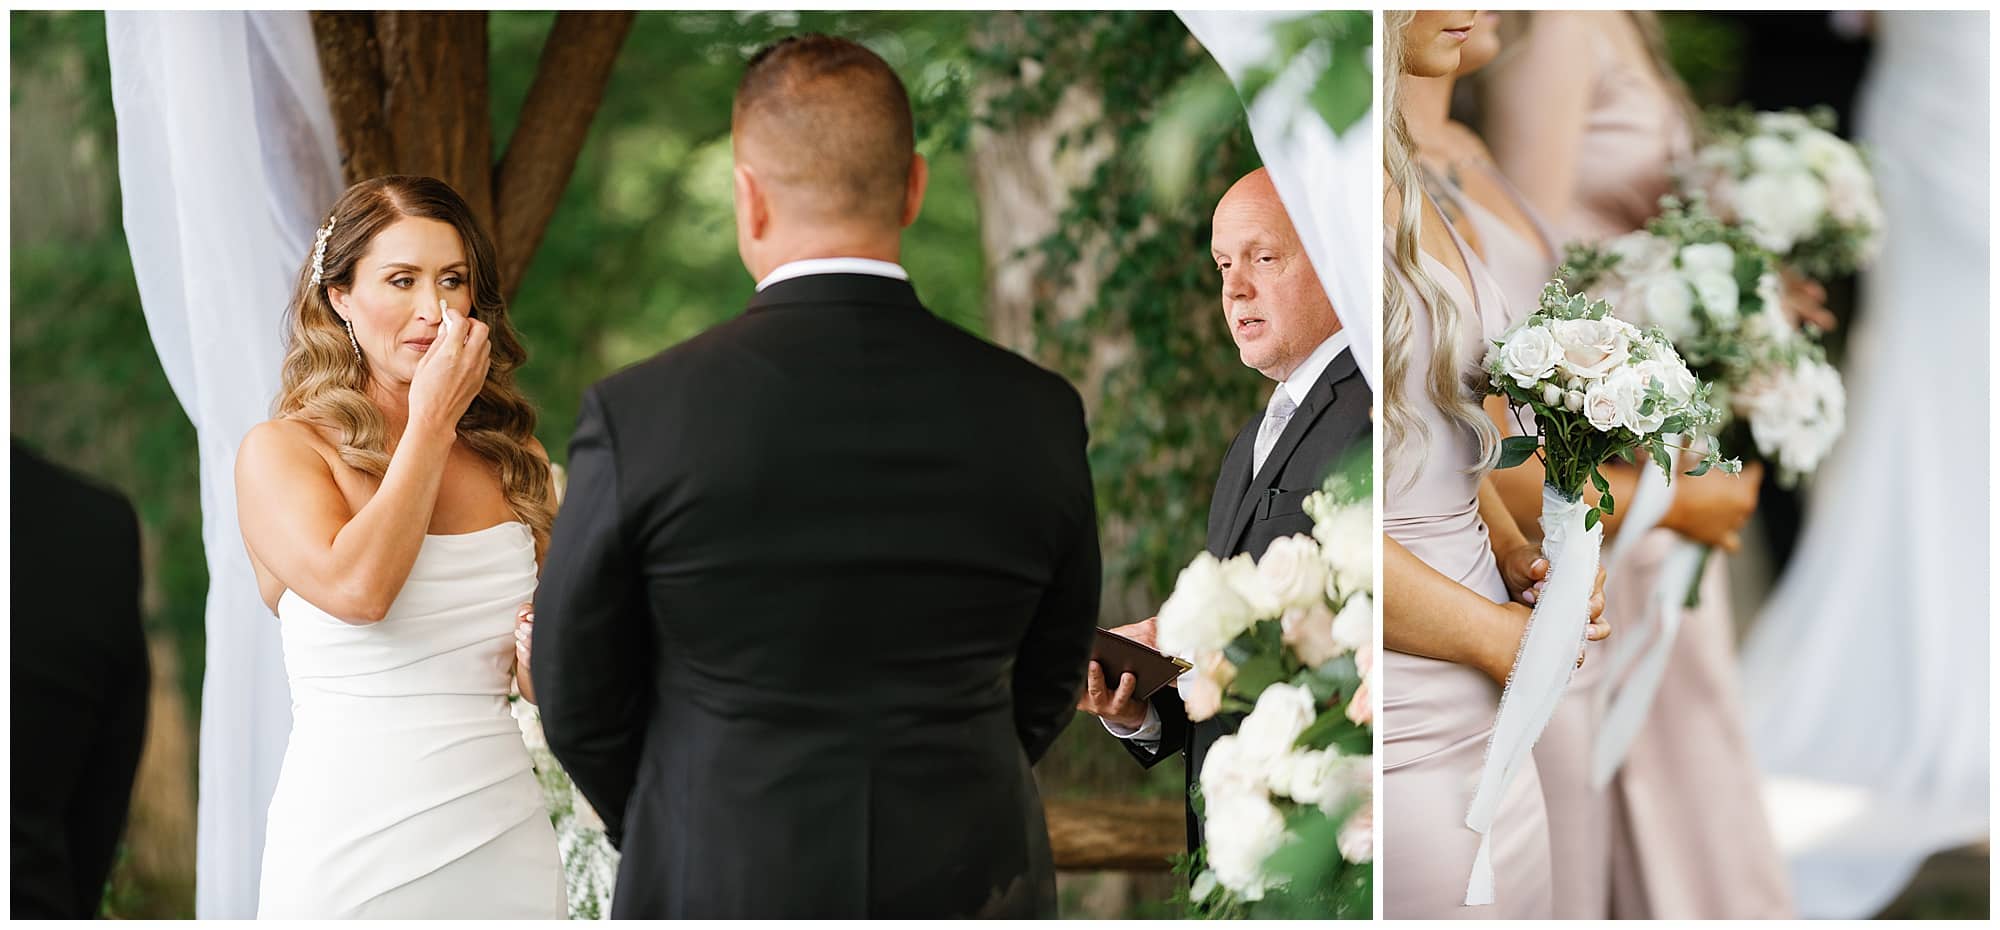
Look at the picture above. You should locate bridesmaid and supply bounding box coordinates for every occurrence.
[1479,11,1790,919]
[1400,13,1612,919]
[1378,11,1607,919]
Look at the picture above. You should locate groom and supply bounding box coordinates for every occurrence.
[1078,168,1370,851]
[533,35,1099,918]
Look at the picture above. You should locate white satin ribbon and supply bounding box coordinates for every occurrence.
[1591,539,1706,788]
[1463,485,1603,906]
[1590,436,1704,788]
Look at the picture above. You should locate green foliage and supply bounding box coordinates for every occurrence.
[493,11,988,457]
[976,12,1265,610]
[1659,12,1748,107]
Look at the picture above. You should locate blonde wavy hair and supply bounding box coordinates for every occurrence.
[1382,11,1501,488]
[275,175,555,549]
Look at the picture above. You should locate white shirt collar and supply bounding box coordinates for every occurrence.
[755,257,909,292]
[1274,329,1353,408]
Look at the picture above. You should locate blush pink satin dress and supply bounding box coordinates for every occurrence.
[1382,207,1553,919]
[1524,34,1794,921]
[1435,163,1617,920]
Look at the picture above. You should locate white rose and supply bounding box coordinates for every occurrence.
[1564,390,1585,413]
[1221,552,1282,620]
[1204,791,1289,899]
[1157,553,1257,657]
[1316,753,1373,819]
[1256,534,1329,613]
[1608,230,1673,274]
[1582,379,1626,432]
[1606,366,1667,435]
[1677,242,1737,277]
[1736,171,1828,253]
[1823,155,1875,225]
[1235,683,1319,767]
[1338,794,1374,864]
[1637,273,1698,344]
[1329,594,1371,655]
[1200,734,1267,800]
[1798,129,1848,176]
[1689,268,1741,328]
[1280,602,1339,668]
[1757,111,1813,134]
[1311,503,1373,596]
[1550,318,1632,381]
[1541,383,1562,407]
[1184,650,1236,722]
[1634,356,1698,408]
[1745,134,1804,173]
[1752,272,1786,322]
[1498,324,1564,389]
[512,700,548,753]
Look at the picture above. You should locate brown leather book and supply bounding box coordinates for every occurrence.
[1090,628,1194,700]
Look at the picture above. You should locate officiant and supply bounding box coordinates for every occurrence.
[1074,167,1372,850]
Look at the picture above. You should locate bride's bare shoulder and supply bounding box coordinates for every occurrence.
[237,417,337,477]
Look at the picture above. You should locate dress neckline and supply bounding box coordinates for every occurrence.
[425,520,528,540]
[1416,190,1487,321]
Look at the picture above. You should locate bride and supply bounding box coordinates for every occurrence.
[235,175,566,918]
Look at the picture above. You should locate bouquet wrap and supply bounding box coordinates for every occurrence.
[1462,485,1603,906]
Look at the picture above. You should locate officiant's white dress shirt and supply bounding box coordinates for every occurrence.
[1104,329,1352,749]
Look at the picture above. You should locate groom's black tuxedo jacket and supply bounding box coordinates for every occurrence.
[535,273,1100,919]
[1117,346,1371,851]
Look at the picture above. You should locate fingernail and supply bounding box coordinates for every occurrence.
[1523,591,1536,604]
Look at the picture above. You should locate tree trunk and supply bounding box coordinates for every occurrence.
[969,13,1158,624]
[493,12,634,294]
[966,12,1121,376]
[308,12,394,183]
[372,12,494,230]
[309,11,633,301]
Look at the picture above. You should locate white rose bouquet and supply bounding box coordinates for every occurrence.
[1158,451,1374,919]
[1678,106,1883,282]
[1460,279,1735,905]
[1562,197,1846,489]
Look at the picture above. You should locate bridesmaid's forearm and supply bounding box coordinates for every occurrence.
[1384,535,1524,683]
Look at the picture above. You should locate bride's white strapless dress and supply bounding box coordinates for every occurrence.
[258,522,566,918]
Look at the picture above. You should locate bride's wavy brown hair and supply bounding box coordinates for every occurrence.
[275,175,554,549]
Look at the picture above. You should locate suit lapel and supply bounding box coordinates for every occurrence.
[1220,349,1361,554]
[1206,419,1260,556]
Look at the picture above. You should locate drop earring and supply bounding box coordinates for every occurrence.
[342,318,362,363]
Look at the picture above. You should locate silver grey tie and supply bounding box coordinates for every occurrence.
[1252,388,1298,477]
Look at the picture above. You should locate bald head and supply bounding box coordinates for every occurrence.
[732,35,915,228]
[1211,168,1339,382]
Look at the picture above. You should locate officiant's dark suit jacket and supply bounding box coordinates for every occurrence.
[535,273,1100,919]
[1116,346,1371,851]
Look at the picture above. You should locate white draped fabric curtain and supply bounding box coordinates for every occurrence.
[1179,11,1378,391]
[106,11,343,918]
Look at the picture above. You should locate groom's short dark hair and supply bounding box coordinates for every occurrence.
[733,34,915,226]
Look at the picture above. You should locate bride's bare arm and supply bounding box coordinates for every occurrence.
[1384,534,1528,686]
[1480,11,1599,225]
[235,417,457,624]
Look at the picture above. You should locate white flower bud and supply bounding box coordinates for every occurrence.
[1565,390,1585,413]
